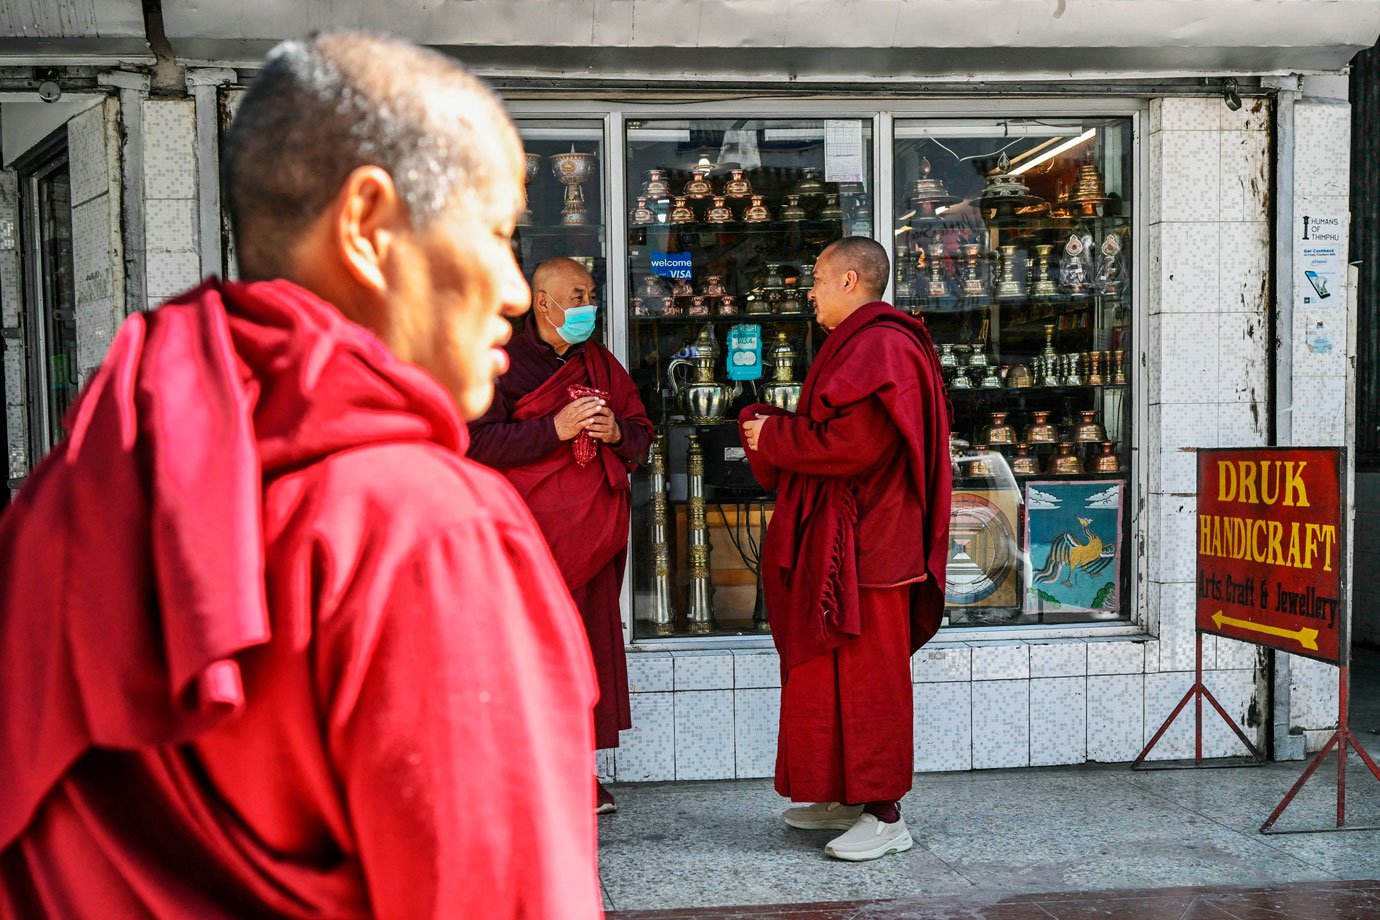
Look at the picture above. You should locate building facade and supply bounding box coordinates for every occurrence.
[2,0,1377,783]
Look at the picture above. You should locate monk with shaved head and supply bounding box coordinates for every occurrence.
[740,236,952,863]
[470,257,654,814]
[0,33,602,918]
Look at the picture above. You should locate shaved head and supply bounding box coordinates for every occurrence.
[222,31,519,279]
[819,237,890,299]
[531,257,592,297]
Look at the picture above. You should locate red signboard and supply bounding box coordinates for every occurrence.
[1196,447,1346,665]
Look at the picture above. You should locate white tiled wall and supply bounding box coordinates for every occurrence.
[604,636,1258,782]
[67,99,125,385]
[142,100,200,306]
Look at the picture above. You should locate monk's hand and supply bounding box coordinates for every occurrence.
[742,416,766,451]
[586,407,622,444]
[555,396,606,441]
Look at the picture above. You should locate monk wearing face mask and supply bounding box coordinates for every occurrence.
[469,257,654,814]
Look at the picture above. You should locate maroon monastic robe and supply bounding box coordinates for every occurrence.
[470,322,653,749]
[741,301,951,803]
[0,280,602,918]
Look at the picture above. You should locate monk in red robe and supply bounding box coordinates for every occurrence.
[470,257,654,814]
[0,34,602,918]
[740,237,951,863]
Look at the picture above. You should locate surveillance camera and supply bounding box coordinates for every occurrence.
[37,81,61,103]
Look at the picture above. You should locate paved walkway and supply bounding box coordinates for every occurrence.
[599,760,1380,914]
[599,650,1380,917]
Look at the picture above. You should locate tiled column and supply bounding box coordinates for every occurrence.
[0,171,26,493]
[143,100,201,309]
[1284,100,1352,749]
[1143,96,1271,760]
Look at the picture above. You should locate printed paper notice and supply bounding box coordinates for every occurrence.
[824,120,864,184]
[1297,213,1345,308]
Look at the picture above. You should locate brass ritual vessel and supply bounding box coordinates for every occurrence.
[519,152,540,226]
[667,328,743,423]
[1112,350,1127,385]
[763,333,803,413]
[961,244,988,297]
[927,241,949,299]
[781,195,807,222]
[551,148,597,225]
[647,435,676,635]
[686,434,716,634]
[793,167,826,198]
[1031,244,1059,298]
[995,244,1025,299]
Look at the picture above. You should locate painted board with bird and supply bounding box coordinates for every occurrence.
[1023,480,1124,617]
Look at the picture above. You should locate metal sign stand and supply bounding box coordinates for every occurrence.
[1259,664,1380,834]
[1132,632,1264,770]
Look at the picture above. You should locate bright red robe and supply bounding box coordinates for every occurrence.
[741,301,951,803]
[0,280,602,918]
[469,323,653,750]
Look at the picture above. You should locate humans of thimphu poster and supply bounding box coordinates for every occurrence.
[1023,480,1124,617]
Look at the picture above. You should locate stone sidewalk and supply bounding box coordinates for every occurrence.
[598,755,1380,915]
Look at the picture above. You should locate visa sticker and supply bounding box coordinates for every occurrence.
[650,252,693,280]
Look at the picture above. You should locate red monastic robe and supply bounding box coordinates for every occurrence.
[0,280,602,919]
[741,301,951,804]
[469,322,653,750]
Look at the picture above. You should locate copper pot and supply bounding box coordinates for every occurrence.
[1011,443,1040,476]
[1075,410,1106,443]
[983,412,1017,446]
[1024,410,1057,444]
[705,196,733,224]
[724,168,753,199]
[669,196,695,224]
[644,168,671,199]
[743,194,772,223]
[1052,442,1084,476]
[1095,441,1121,473]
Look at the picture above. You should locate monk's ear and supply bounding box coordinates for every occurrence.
[333,165,407,295]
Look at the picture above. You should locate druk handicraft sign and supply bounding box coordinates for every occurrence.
[1195,448,1345,665]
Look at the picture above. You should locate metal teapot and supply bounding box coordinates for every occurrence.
[762,332,802,413]
[666,327,743,423]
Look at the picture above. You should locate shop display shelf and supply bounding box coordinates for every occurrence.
[630,313,814,325]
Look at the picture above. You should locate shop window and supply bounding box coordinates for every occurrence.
[17,136,78,463]
[895,117,1134,626]
[622,117,876,639]
[512,119,607,340]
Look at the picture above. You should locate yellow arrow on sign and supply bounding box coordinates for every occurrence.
[1211,610,1319,651]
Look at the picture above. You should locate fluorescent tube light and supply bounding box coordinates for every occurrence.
[1008,129,1097,176]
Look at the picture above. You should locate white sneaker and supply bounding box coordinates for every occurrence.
[782,801,865,831]
[824,813,914,862]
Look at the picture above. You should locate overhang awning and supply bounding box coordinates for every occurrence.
[158,0,1380,80]
[0,0,148,59]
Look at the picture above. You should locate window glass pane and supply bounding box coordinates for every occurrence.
[623,117,874,640]
[513,119,607,343]
[894,117,1134,627]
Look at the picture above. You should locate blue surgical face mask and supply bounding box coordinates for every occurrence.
[548,294,598,345]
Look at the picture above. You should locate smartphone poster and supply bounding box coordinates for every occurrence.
[1297,214,1345,308]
